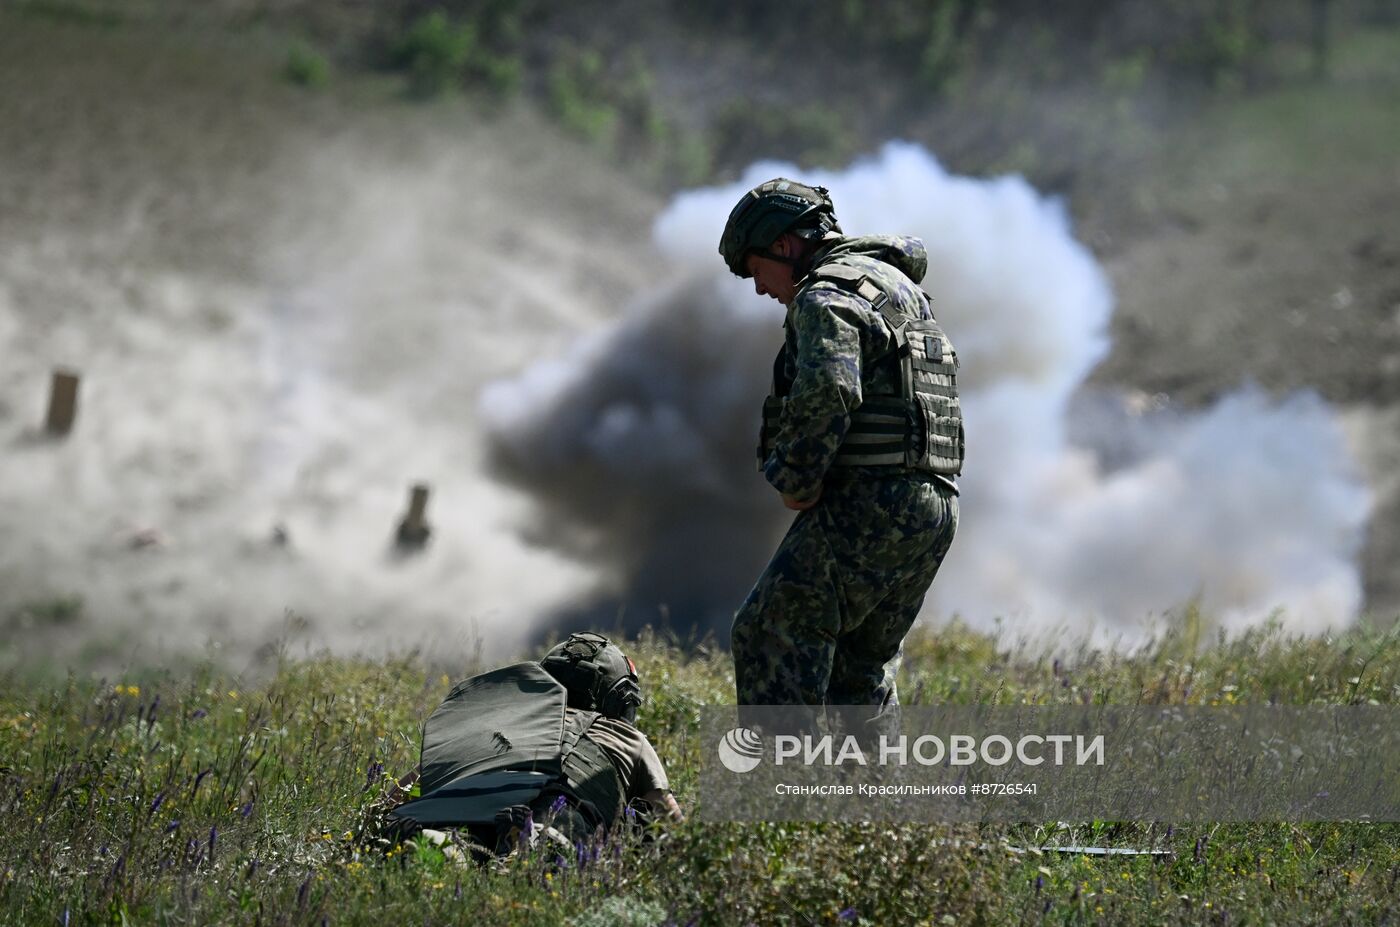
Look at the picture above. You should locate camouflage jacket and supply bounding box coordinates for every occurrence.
[763,234,933,501]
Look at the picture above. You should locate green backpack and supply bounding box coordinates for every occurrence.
[390,662,623,829]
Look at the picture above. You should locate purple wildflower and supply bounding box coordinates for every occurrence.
[191,768,211,796]
[240,799,255,818]
[150,792,165,815]
[190,709,207,720]
[208,825,218,861]
[1035,875,1044,893]
[838,907,857,921]
[164,819,181,834]
[297,874,311,908]
[550,794,568,814]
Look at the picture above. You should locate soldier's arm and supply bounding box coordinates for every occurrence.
[764,287,867,502]
[640,788,685,823]
[630,728,684,823]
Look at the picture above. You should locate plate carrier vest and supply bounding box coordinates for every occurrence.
[759,260,964,477]
[389,662,624,829]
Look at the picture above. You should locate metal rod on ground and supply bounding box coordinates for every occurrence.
[45,369,81,436]
[395,483,433,550]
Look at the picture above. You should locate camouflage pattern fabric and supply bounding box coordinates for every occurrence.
[732,475,957,706]
[761,234,943,499]
[734,234,960,706]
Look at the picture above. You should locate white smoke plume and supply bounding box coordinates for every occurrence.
[484,141,1373,644]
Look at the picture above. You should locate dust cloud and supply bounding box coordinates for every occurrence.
[0,105,647,669]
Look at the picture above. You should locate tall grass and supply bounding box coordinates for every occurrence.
[2,620,1398,925]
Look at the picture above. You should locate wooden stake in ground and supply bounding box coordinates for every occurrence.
[395,483,433,550]
[45,369,81,436]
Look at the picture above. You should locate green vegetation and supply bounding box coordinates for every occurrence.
[360,0,1391,188]
[284,42,331,89]
[391,11,477,99]
[547,51,620,147]
[3,620,1398,924]
[387,9,523,100]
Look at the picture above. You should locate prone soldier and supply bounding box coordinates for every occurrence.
[368,632,681,860]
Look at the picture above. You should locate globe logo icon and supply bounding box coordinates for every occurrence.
[718,727,763,773]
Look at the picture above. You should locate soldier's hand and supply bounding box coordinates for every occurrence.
[781,488,821,510]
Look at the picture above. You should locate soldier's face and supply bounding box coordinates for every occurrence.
[745,243,798,305]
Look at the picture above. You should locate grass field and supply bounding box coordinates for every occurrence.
[3,618,1399,926]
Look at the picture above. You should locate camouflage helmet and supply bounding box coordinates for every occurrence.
[718,177,841,278]
[539,632,642,725]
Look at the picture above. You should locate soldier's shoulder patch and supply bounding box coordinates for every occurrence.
[811,263,865,285]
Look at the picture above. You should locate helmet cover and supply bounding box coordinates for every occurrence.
[718,178,840,278]
[539,632,642,724]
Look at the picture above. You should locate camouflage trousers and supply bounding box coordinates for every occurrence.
[732,475,958,707]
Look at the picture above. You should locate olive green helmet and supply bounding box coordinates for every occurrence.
[539,632,642,725]
[718,177,841,278]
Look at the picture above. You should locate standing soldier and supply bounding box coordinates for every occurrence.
[718,178,962,716]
